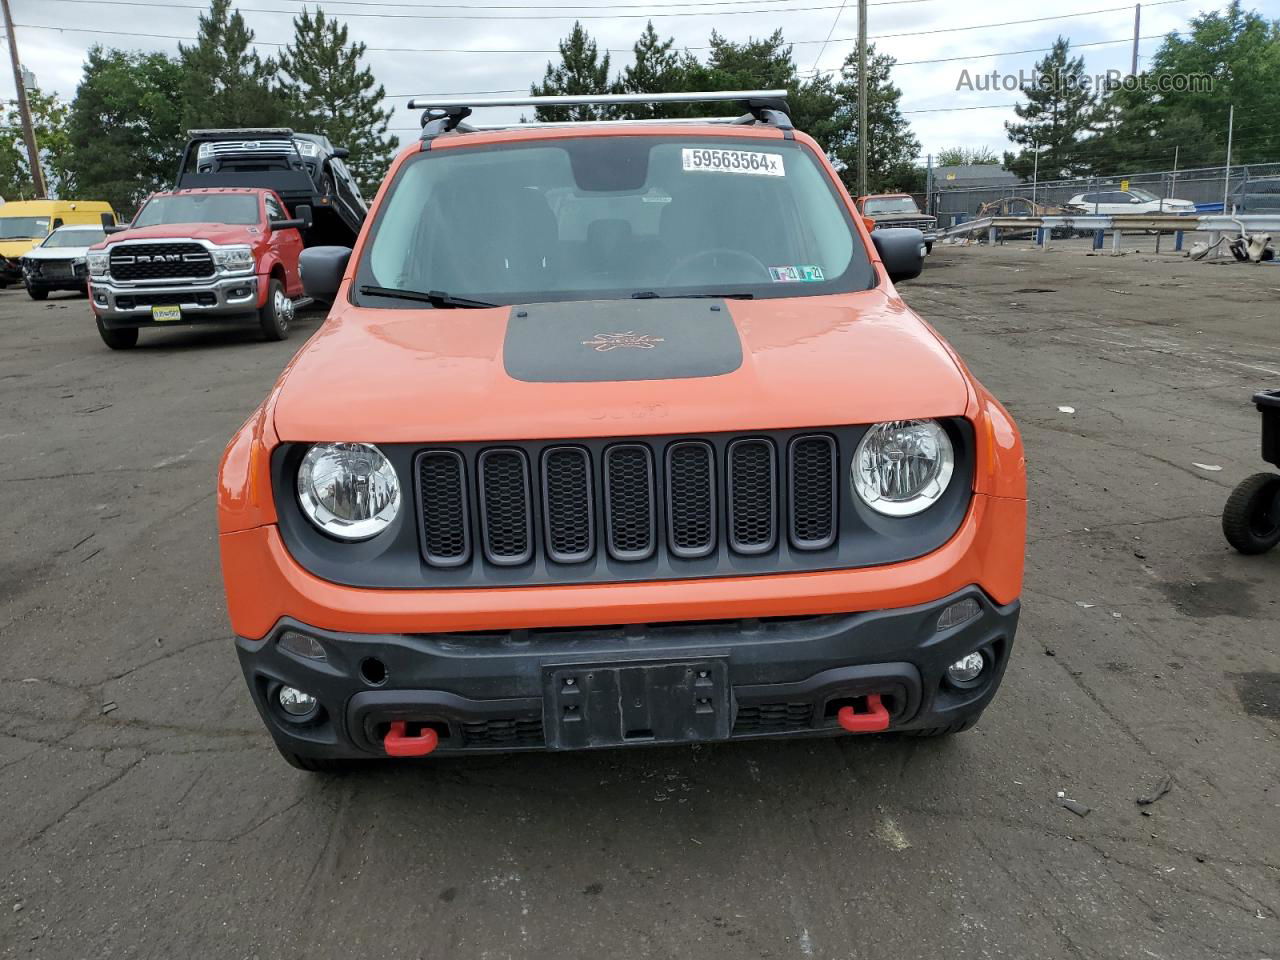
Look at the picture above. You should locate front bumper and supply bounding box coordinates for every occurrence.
[23,259,89,292]
[238,586,1019,759]
[91,274,260,324]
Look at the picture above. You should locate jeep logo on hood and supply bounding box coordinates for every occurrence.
[582,332,666,352]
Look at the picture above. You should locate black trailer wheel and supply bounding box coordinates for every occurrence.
[26,283,48,301]
[96,315,138,350]
[258,278,293,341]
[1222,472,1280,554]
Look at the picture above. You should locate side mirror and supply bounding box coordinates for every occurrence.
[861,215,877,232]
[272,204,313,231]
[871,228,926,284]
[103,224,128,234]
[299,246,352,303]
[331,147,350,160]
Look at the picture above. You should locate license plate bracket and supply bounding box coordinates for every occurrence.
[542,659,730,750]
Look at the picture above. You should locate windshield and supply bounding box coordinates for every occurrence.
[0,216,51,239]
[134,194,260,227]
[1128,188,1159,202]
[863,196,920,215]
[42,228,106,249]
[357,136,872,306]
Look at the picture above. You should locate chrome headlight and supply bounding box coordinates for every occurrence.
[297,443,400,541]
[851,419,955,517]
[87,251,109,277]
[292,138,321,158]
[212,244,254,274]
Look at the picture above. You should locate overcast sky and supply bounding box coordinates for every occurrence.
[7,0,1263,159]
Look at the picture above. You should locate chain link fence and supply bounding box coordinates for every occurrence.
[927,162,1280,224]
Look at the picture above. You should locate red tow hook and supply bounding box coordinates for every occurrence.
[384,721,439,757]
[837,695,891,733]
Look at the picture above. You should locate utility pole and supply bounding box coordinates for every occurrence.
[925,154,933,215]
[1031,144,1040,204]
[856,0,868,197]
[1222,104,1234,210]
[1131,3,1141,76]
[1,0,46,198]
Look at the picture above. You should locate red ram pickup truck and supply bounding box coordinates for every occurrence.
[87,187,310,349]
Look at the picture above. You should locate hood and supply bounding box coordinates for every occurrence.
[0,238,41,258]
[23,244,94,261]
[96,222,262,248]
[272,290,971,443]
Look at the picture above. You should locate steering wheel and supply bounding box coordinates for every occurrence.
[665,248,771,287]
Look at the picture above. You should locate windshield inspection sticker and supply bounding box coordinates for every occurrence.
[681,148,784,177]
[769,265,825,283]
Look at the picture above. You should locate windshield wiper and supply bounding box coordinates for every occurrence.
[358,284,496,308]
[630,291,755,300]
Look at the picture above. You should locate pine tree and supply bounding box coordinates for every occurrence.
[278,8,399,196]
[178,0,288,133]
[66,47,184,215]
[1003,37,1098,179]
[618,22,687,119]
[531,22,613,121]
[831,46,922,193]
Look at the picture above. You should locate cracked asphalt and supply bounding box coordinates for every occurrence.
[2,247,1278,959]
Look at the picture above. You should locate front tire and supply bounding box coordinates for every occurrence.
[26,284,48,301]
[96,316,138,350]
[900,713,981,738]
[1222,473,1280,554]
[277,746,359,774]
[258,278,293,342]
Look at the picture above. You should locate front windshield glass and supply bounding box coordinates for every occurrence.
[134,194,260,227]
[43,228,106,248]
[0,216,50,239]
[863,196,919,215]
[1129,188,1159,202]
[357,136,871,305]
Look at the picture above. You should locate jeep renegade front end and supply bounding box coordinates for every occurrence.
[217,92,1026,770]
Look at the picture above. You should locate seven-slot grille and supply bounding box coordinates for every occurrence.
[874,218,935,232]
[107,242,214,282]
[415,433,839,570]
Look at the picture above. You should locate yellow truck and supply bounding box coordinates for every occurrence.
[0,200,117,286]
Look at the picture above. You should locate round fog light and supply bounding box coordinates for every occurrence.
[946,652,986,686]
[278,685,318,717]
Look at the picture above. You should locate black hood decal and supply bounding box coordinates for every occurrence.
[503,299,744,383]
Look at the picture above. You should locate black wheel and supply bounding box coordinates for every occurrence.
[925,241,933,255]
[276,746,360,773]
[258,278,293,341]
[900,713,981,738]
[1222,472,1280,554]
[96,315,138,350]
[26,284,48,301]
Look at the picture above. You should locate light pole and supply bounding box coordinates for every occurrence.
[856,0,868,197]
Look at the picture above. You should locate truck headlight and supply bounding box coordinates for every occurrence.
[297,443,400,541]
[851,419,954,517]
[292,138,322,157]
[87,252,109,277]
[212,245,254,274]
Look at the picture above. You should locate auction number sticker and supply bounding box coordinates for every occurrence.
[681,148,784,177]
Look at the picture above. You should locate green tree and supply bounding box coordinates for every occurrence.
[65,47,184,216]
[0,89,73,199]
[1003,37,1098,179]
[277,7,399,196]
[532,22,614,121]
[617,22,689,118]
[1086,2,1280,171]
[936,146,999,166]
[178,0,288,133]
[830,45,922,192]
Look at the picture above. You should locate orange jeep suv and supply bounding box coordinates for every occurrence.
[217,91,1026,770]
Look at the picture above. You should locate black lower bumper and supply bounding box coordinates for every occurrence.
[236,586,1019,759]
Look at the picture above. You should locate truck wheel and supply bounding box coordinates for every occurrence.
[925,242,933,255]
[27,284,48,301]
[96,316,138,350]
[258,278,293,341]
[900,713,981,738]
[1222,473,1280,554]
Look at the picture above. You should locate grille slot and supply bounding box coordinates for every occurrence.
[733,702,813,734]
[418,451,470,566]
[478,449,533,565]
[542,446,594,564]
[788,435,838,550]
[107,242,215,282]
[666,441,715,559]
[727,439,777,554]
[459,717,545,748]
[604,444,656,561]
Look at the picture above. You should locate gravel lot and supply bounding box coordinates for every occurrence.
[2,247,1278,959]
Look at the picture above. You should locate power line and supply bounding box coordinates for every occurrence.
[809,0,852,74]
[36,0,935,10]
[15,1,1193,53]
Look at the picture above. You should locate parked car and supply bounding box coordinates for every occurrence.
[1231,177,1280,214]
[218,90,1027,771]
[0,199,116,287]
[86,187,309,349]
[177,128,367,246]
[856,193,937,253]
[1067,188,1196,215]
[18,224,106,299]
